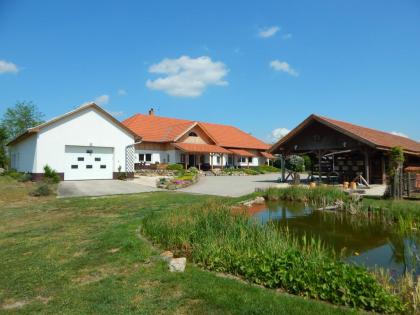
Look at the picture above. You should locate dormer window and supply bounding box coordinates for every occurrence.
[189,132,198,137]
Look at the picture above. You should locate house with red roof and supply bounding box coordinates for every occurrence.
[269,114,420,185]
[122,108,275,170]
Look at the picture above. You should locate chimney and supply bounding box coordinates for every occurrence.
[148,108,155,116]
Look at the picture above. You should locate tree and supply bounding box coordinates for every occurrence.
[0,126,8,168]
[1,101,44,141]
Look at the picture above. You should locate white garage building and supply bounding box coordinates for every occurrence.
[7,103,139,181]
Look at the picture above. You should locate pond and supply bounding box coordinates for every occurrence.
[250,201,420,278]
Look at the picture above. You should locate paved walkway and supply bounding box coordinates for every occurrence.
[179,173,287,197]
[58,179,161,198]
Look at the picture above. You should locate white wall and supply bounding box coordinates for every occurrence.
[35,107,134,173]
[135,149,178,165]
[9,135,38,172]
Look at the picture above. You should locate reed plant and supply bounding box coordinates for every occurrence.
[142,200,404,313]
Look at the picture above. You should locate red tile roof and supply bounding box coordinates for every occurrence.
[122,114,269,150]
[270,114,420,154]
[229,148,256,157]
[173,143,231,154]
[260,151,276,159]
[317,115,420,153]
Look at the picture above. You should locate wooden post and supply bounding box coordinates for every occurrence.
[318,150,322,183]
[247,156,249,168]
[381,155,386,184]
[281,154,285,182]
[364,150,370,185]
[221,154,224,170]
[210,153,213,171]
[184,154,187,170]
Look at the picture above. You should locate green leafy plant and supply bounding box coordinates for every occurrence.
[142,202,404,313]
[43,165,60,183]
[286,155,305,172]
[166,163,184,171]
[30,183,51,196]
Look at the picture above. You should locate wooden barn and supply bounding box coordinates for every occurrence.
[269,115,420,185]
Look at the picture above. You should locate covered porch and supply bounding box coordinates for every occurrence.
[173,143,232,170]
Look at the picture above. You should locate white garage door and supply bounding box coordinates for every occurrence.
[64,146,114,180]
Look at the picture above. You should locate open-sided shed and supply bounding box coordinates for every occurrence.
[269,115,420,185]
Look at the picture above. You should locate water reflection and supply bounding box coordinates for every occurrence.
[250,201,420,277]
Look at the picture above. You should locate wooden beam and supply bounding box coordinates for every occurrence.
[364,150,370,185]
[381,155,386,185]
[281,154,285,182]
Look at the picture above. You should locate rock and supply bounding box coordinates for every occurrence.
[253,196,265,204]
[0,168,4,175]
[168,257,186,272]
[160,251,173,262]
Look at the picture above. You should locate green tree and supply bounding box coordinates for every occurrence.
[1,101,44,141]
[0,126,8,168]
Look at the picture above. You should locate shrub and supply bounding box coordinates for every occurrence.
[285,155,305,172]
[142,202,403,313]
[254,165,280,174]
[166,163,184,171]
[43,165,60,183]
[117,172,127,180]
[302,155,312,171]
[30,183,51,196]
[188,166,199,174]
[18,173,32,182]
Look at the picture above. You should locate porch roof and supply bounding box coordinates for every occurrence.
[173,143,231,154]
[229,148,255,157]
[260,151,276,159]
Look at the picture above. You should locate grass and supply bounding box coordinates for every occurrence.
[0,176,357,314]
[142,201,403,313]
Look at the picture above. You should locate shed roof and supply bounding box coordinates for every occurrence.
[270,114,420,155]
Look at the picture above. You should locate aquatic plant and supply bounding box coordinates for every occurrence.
[142,201,404,313]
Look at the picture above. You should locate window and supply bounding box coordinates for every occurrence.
[167,154,170,163]
[139,154,145,161]
[86,149,93,154]
[248,157,253,163]
[78,157,84,161]
[95,157,101,162]
[71,165,78,169]
[86,165,93,169]
[188,131,198,137]
[240,157,247,163]
[216,156,221,164]
[145,154,152,162]
[100,165,106,169]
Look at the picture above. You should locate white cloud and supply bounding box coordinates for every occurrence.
[269,127,290,142]
[117,89,127,96]
[282,33,292,40]
[270,60,299,77]
[94,94,110,106]
[146,56,228,97]
[258,26,280,38]
[0,60,19,74]
[391,131,409,138]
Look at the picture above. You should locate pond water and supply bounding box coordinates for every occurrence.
[250,201,420,278]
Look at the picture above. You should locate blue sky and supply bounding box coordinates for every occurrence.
[1,0,420,142]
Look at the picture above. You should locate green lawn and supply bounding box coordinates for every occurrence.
[0,178,358,314]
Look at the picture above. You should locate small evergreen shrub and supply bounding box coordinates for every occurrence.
[43,165,60,183]
[30,183,51,196]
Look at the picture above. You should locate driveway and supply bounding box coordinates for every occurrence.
[58,179,161,198]
[179,173,289,197]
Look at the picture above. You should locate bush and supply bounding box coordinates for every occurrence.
[285,155,305,172]
[43,165,60,183]
[142,202,403,313]
[188,166,199,174]
[302,155,312,172]
[18,173,32,182]
[254,165,280,174]
[30,183,51,196]
[166,163,184,171]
